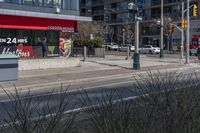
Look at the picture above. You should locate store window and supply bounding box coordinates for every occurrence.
[0,29,15,38]
[31,30,45,45]
[46,30,59,56]
[16,30,31,46]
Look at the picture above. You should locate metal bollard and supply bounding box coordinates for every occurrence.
[126,46,130,60]
[83,46,87,61]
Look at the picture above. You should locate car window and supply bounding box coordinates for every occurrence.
[144,46,150,48]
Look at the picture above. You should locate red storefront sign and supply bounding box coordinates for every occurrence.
[0,14,78,32]
[0,46,34,58]
[16,46,34,58]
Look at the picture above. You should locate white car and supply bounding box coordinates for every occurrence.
[119,44,135,52]
[106,42,119,51]
[139,45,160,54]
[190,48,197,56]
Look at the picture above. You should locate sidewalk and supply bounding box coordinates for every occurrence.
[0,55,200,92]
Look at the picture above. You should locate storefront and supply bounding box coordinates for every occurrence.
[0,14,77,58]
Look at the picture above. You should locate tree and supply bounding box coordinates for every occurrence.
[75,21,105,40]
[123,21,135,45]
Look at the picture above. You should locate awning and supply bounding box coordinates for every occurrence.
[0,14,78,32]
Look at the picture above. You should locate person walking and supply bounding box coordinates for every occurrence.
[42,37,48,58]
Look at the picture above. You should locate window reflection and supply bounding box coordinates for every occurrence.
[0,0,79,10]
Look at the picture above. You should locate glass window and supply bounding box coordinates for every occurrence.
[31,30,45,45]
[46,31,59,46]
[11,0,21,3]
[0,0,10,3]
[53,0,61,7]
[16,30,31,46]
[0,29,15,38]
[44,0,53,7]
[23,0,33,5]
[34,0,43,6]
[46,31,59,56]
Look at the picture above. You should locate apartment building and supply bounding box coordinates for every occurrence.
[80,0,200,49]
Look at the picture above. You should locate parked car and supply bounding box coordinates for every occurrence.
[190,47,198,56]
[189,44,199,56]
[139,45,160,54]
[119,44,135,52]
[188,37,200,56]
[105,42,119,51]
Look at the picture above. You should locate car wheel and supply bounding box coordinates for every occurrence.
[189,51,192,56]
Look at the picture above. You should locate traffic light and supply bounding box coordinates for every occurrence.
[181,19,187,29]
[193,3,198,17]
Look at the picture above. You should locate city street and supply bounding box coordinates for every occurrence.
[0,59,200,126]
[1,0,200,132]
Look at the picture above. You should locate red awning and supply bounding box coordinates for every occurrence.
[0,14,77,32]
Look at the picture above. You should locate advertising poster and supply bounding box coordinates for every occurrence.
[59,32,72,58]
[0,37,34,58]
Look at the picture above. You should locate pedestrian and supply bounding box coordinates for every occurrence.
[42,37,48,58]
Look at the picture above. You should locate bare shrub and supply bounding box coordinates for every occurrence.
[0,86,79,133]
[82,70,200,133]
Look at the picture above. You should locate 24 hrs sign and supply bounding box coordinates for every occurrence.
[0,37,28,45]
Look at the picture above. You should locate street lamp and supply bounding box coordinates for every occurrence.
[160,0,164,58]
[186,0,190,64]
[128,2,140,70]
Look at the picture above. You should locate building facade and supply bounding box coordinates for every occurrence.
[80,0,200,49]
[0,0,91,58]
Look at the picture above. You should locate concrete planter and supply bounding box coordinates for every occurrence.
[19,57,80,71]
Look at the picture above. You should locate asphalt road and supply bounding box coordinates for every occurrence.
[0,67,199,127]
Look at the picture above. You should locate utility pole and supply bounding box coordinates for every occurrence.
[160,0,164,58]
[186,0,190,64]
[181,2,184,60]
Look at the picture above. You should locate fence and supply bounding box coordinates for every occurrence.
[72,47,105,58]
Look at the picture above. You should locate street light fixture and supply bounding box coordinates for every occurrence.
[186,0,190,64]
[160,0,164,58]
[128,1,140,70]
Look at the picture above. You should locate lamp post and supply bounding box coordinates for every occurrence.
[186,0,190,64]
[181,1,184,60]
[160,0,164,58]
[128,2,140,70]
